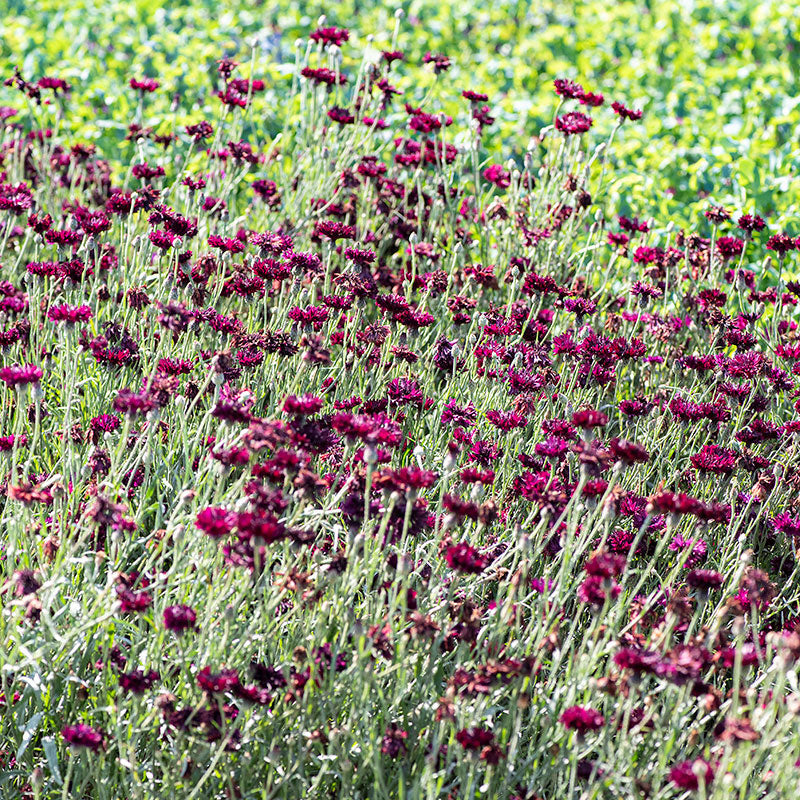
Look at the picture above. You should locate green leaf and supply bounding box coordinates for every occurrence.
[16,711,43,761]
[43,736,63,785]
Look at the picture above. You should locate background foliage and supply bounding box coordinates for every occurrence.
[2,0,799,225]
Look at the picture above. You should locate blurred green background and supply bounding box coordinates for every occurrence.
[1,0,798,226]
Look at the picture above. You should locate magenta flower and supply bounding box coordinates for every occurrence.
[47,303,92,324]
[61,723,105,752]
[422,52,451,73]
[196,507,236,538]
[0,363,43,388]
[483,164,511,189]
[560,705,605,734]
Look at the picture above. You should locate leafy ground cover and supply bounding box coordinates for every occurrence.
[1,6,800,800]
[2,0,800,223]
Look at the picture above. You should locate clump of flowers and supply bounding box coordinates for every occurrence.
[0,17,798,800]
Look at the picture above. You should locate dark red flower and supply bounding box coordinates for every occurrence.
[613,647,661,674]
[766,233,796,255]
[579,90,604,107]
[553,78,584,99]
[310,27,350,47]
[690,444,737,475]
[381,725,408,758]
[584,552,626,578]
[197,666,240,693]
[445,542,489,574]
[456,726,495,750]
[611,101,643,121]
[163,604,197,633]
[737,214,766,234]
[560,706,605,734]
[422,52,451,73]
[283,394,324,416]
[314,220,356,241]
[572,409,608,429]
[608,438,649,465]
[327,107,355,125]
[462,89,489,102]
[686,569,724,591]
[669,759,714,790]
[119,669,160,694]
[555,111,593,135]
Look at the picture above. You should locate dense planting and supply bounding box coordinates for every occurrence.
[3,0,800,224]
[1,12,800,800]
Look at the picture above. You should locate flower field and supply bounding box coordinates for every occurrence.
[1,3,800,798]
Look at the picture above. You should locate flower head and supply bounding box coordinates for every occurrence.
[555,111,593,135]
[163,604,197,633]
[560,706,605,734]
[61,723,105,752]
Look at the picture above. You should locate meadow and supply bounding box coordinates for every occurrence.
[1,2,800,798]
